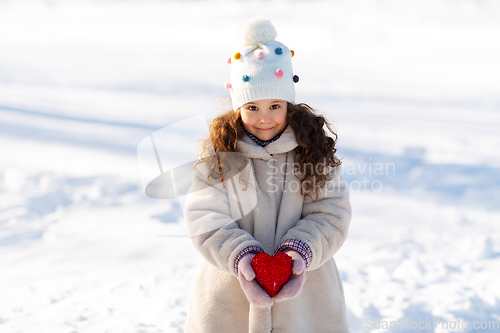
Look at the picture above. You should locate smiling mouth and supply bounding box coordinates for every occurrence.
[257,126,275,131]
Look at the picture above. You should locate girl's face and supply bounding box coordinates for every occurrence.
[240,99,288,141]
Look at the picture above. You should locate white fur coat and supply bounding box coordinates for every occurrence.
[184,126,352,333]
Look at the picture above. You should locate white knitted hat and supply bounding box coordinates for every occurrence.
[225,17,299,111]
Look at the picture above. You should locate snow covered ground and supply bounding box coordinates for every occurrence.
[1,0,499,332]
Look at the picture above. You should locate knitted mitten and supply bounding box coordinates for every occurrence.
[274,250,307,302]
[237,254,274,308]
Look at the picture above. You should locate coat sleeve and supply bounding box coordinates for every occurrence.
[183,163,264,277]
[277,164,351,271]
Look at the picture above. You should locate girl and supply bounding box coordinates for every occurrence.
[184,17,351,333]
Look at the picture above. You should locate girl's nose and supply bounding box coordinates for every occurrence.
[259,112,271,123]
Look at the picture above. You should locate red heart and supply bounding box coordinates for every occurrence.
[251,252,293,297]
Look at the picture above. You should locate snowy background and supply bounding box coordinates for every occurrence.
[1,0,500,332]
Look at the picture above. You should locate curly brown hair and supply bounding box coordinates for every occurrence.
[196,101,342,201]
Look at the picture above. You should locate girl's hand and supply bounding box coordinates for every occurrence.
[274,250,307,303]
[237,254,274,308]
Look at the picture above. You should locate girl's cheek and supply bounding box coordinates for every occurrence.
[241,113,252,127]
[241,115,248,126]
[242,112,254,125]
[278,112,287,124]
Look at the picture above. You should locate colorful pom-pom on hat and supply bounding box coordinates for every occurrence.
[226,17,297,111]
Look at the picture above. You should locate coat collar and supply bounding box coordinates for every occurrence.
[237,126,298,161]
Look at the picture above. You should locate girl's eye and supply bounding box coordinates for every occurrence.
[248,106,258,111]
[271,105,280,109]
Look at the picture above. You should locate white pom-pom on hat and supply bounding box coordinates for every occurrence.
[238,16,278,47]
